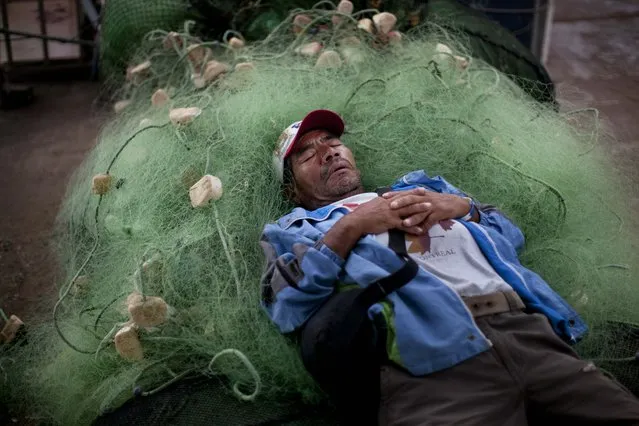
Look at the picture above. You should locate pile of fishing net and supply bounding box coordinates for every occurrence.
[100,0,554,104]
[99,0,188,79]
[2,1,638,424]
[185,0,428,41]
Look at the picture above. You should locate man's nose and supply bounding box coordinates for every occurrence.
[320,145,340,164]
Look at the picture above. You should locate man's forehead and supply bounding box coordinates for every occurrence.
[297,129,335,148]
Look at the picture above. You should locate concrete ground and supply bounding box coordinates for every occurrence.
[0,82,106,321]
[0,0,638,321]
[547,0,639,211]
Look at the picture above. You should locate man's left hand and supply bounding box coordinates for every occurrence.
[382,187,474,232]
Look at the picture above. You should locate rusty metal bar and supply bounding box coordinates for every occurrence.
[0,0,12,66]
[76,0,83,44]
[36,0,49,63]
[0,27,95,46]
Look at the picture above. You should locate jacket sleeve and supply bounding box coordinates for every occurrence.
[424,175,526,253]
[475,202,525,253]
[259,222,344,334]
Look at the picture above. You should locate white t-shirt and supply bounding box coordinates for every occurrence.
[332,192,512,297]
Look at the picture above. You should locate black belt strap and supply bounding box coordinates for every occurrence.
[389,227,407,256]
[357,187,420,307]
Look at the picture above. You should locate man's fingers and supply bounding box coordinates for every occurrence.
[389,194,433,210]
[401,212,430,227]
[390,194,426,208]
[395,202,432,219]
[381,191,399,199]
[423,212,445,230]
[382,187,427,199]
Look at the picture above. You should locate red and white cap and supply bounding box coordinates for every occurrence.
[273,109,345,182]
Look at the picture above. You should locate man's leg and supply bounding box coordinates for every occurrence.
[378,344,527,426]
[488,312,639,424]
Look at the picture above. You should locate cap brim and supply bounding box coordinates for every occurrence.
[283,109,345,159]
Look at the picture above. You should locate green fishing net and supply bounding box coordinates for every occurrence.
[101,0,554,104]
[188,0,424,40]
[100,0,188,79]
[3,2,638,425]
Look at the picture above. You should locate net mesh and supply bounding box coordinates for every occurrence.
[100,0,189,79]
[100,0,555,105]
[2,2,638,425]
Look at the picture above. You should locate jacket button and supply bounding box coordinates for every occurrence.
[568,319,576,326]
[468,334,476,341]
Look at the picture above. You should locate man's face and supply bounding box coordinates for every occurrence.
[288,129,363,209]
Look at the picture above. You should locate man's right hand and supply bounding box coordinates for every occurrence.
[344,196,429,236]
[321,197,431,260]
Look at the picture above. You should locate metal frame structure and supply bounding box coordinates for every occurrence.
[0,0,97,72]
[531,0,555,64]
[458,0,555,65]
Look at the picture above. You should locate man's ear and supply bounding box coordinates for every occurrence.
[282,179,301,205]
[283,184,294,202]
[282,159,301,204]
[286,181,314,210]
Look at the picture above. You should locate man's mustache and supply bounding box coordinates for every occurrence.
[320,159,352,180]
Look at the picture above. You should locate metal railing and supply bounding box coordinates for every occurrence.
[0,0,97,69]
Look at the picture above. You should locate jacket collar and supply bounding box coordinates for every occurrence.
[277,204,348,229]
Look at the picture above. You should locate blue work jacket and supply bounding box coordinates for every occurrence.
[259,170,587,376]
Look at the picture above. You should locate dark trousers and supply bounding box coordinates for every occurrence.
[379,311,639,425]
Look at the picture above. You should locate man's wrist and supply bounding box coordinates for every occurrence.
[322,214,363,260]
[457,197,476,221]
[336,214,363,240]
